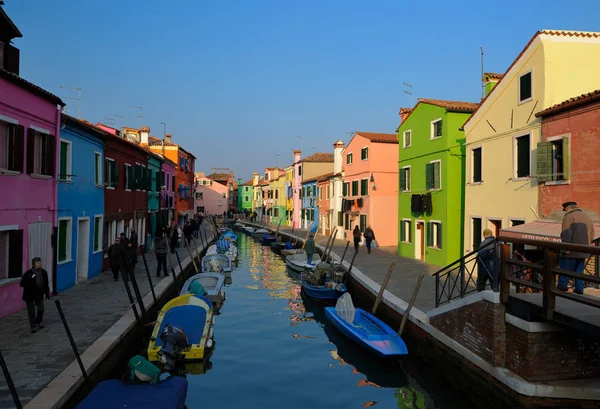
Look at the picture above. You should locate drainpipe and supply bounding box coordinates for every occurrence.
[52,105,64,295]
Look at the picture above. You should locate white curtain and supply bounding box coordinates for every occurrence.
[28,222,53,292]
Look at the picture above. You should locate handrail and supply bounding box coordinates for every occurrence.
[497,235,600,255]
[433,238,496,277]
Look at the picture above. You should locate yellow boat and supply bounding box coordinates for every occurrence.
[147,294,215,369]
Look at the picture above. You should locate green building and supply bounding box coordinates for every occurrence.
[396,99,478,267]
[238,178,253,212]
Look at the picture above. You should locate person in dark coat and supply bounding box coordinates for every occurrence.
[477,229,498,291]
[183,221,194,246]
[168,222,178,253]
[129,228,139,247]
[353,226,362,252]
[125,239,138,278]
[364,226,376,254]
[107,237,123,281]
[154,231,169,277]
[20,257,50,333]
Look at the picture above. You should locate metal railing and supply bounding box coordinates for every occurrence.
[433,239,497,307]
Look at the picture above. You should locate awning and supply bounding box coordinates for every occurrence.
[500,220,600,243]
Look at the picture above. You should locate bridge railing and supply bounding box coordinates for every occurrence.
[498,236,600,320]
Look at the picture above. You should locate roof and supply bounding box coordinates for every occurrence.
[317,172,335,182]
[62,114,109,140]
[242,179,254,187]
[483,72,505,81]
[399,108,413,115]
[148,135,177,146]
[536,89,600,118]
[0,67,64,106]
[207,172,231,181]
[399,98,479,126]
[302,152,334,163]
[302,172,333,184]
[0,7,23,39]
[355,132,399,144]
[463,29,600,129]
[92,123,148,153]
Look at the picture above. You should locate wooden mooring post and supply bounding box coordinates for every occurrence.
[398,273,424,335]
[371,263,396,314]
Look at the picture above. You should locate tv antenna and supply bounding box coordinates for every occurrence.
[403,82,413,108]
[113,114,123,128]
[295,136,303,152]
[480,46,485,100]
[60,85,82,118]
[129,105,143,128]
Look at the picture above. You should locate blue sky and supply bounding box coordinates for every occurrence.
[5,0,599,181]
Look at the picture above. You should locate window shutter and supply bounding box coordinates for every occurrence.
[8,229,23,278]
[113,161,119,188]
[338,211,343,226]
[437,223,443,249]
[536,141,552,182]
[59,141,68,180]
[433,162,441,189]
[172,175,175,192]
[408,222,412,243]
[148,168,153,191]
[12,125,24,172]
[400,169,407,191]
[562,138,570,180]
[58,221,68,261]
[46,135,56,176]
[436,120,443,137]
[26,128,35,174]
[426,222,433,246]
[425,163,434,189]
[104,159,109,186]
[400,222,406,242]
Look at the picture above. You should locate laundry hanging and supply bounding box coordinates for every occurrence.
[423,192,433,213]
[357,198,364,208]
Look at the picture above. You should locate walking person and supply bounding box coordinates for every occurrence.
[305,234,317,265]
[129,228,138,248]
[154,231,169,277]
[126,239,138,276]
[557,201,595,294]
[476,229,498,291]
[20,257,50,333]
[168,222,178,253]
[353,225,362,252]
[364,225,376,254]
[108,237,123,281]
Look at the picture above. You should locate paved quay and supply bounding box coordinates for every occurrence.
[246,221,439,312]
[0,223,214,409]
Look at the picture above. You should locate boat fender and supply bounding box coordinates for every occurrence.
[208,327,214,339]
[207,338,214,349]
[212,316,217,325]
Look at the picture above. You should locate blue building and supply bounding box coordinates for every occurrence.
[56,115,106,292]
[301,178,317,230]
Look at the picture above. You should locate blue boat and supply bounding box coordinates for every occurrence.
[260,233,276,245]
[324,293,408,357]
[75,376,188,409]
[219,231,238,242]
[216,238,231,253]
[301,265,347,303]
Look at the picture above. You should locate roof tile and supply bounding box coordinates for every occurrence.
[302,152,334,163]
[536,89,600,117]
[355,132,399,144]
[418,99,479,112]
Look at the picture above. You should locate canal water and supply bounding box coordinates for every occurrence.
[184,232,476,409]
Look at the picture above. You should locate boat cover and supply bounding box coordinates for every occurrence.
[336,293,355,324]
[155,305,207,346]
[216,239,230,252]
[188,281,207,296]
[75,376,188,409]
[284,242,293,249]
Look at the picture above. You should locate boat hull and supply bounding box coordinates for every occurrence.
[202,253,233,273]
[302,281,347,303]
[180,273,226,309]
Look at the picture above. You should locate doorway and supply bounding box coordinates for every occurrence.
[28,222,53,292]
[76,218,90,283]
[487,218,502,237]
[415,221,425,260]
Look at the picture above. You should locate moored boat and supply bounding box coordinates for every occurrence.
[180,272,226,309]
[260,233,276,245]
[206,243,238,262]
[301,263,347,303]
[324,293,408,357]
[285,252,316,273]
[252,228,269,235]
[202,253,233,274]
[241,227,255,235]
[281,247,304,257]
[270,242,286,254]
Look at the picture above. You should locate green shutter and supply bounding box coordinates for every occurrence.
[425,163,434,190]
[437,223,443,249]
[562,137,570,180]
[58,220,68,261]
[343,183,347,196]
[433,162,441,189]
[400,221,406,242]
[59,142,68,180]
[400,169,406,191]
[129,166,135,190]
[536,141,552,182]
[93,218,100,251]
[338,211,343,226]
[408,221,412,243]
[360,215,366,232]
[436,120,443,137]
[426,222,433,247]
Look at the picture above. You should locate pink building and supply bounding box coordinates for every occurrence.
[341,132,399,247]
[292,150,302,228]
[161,158,177,227]
[195,174,229,215]
[0,7,65,318]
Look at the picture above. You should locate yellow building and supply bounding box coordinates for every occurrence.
[267,168,286,226]
[285,165,294,226]
[463,30,600,252]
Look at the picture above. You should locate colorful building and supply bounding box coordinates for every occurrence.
[0,8,65,318]
[206,171,235,212]
[463,30,600,253]
[194,174,229,215]
[238,178,253,213]
[252,172,266,219]
[295,151,334,229]
[146,147,163,246]
[341,132,398,246]
[301,178,318,230]
[292,150,302,228]
[268,168,286,226]
[396,99,478,266]
[317,173,334,236]
[285,165,294,226]
[329,140,345,239]
[160,158,176,228]
[56,115,106,292]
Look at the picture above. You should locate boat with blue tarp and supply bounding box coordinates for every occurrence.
[301,262,347,302]
[180,272,226,309]
[260,233,276,245]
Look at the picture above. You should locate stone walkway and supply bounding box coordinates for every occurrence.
[0,223,213,409]
[248,221,440,312]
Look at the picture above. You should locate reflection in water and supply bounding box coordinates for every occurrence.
[395,387,426,408]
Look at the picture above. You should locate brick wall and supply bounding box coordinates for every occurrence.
[505,323,600,381]
[430,299,506,366]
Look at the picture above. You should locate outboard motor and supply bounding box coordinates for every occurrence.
[158,324,190,371]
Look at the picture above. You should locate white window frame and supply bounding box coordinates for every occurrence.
[401,218,412,244]
[124,164,132,191]
[429,159,442,190]
[361,146,369,161]
[403,130,412,148]
[94,151,102,186]
[105,158,115,190]
[401,166,411,192]
[346,153,353,165]
[58,138,73,182]
[93,215,103,254]
[513,133,532,181]
[430,118,442,140]
[545,134,571,185]
[429,220,442,249]
[518,69,534,105]
[470,145,483,185]
[57,217,73,265]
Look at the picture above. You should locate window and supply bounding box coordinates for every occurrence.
[361,147,369,160]
[124,164,133,190]
[298,165,302,176]
[472,147,482,183]
[519,71,532,103]
[343,182,349,196]
[511,219,525,227]
[319,187,323,200]
[58,139,72,181]
[537,137,570,182]
[93,216,103,253]
[0,121,24,172]
[425,160,441,190]
[351,180,359,196]
[196,192,203,200]
[515,135,531,178]
[359,214,367,232]
[326,185,329,198]
[264,172,269,180]
[244,195,249,202]
[275,190,279,199]
[94,152,102,185]
[105,158,118,188]
[344,214,350,230]
[27,129,55,176]
[0,229,23,280]
[472,217,482,250]
[171,175,175,192]
[338,211,343,227]
[403,130,411,148]
[245,187,249,192]
[346,153,353,164]
[360,179,368,195]
[427,221,442,249]
[400,219,412,243]
[430,119,443,139]
[58,218,72,263]
[400,166,411,192]
[274,208,279,217]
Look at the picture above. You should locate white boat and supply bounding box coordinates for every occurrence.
[285,253,317,273]
[233,221,244,227]
[180,273,226,309]
[206,243,238,262]
[202,254,232,275]
[281,248,305,257]
[242,227,255,235]
[252,228,269,235]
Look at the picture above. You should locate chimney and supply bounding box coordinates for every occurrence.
[483,73,503,97]
[139,126,150,145]
[293,149,301,164]
[399,108,412,124]
[253,172,259,186]
[333,140,344,174]
[165,133,172,144]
